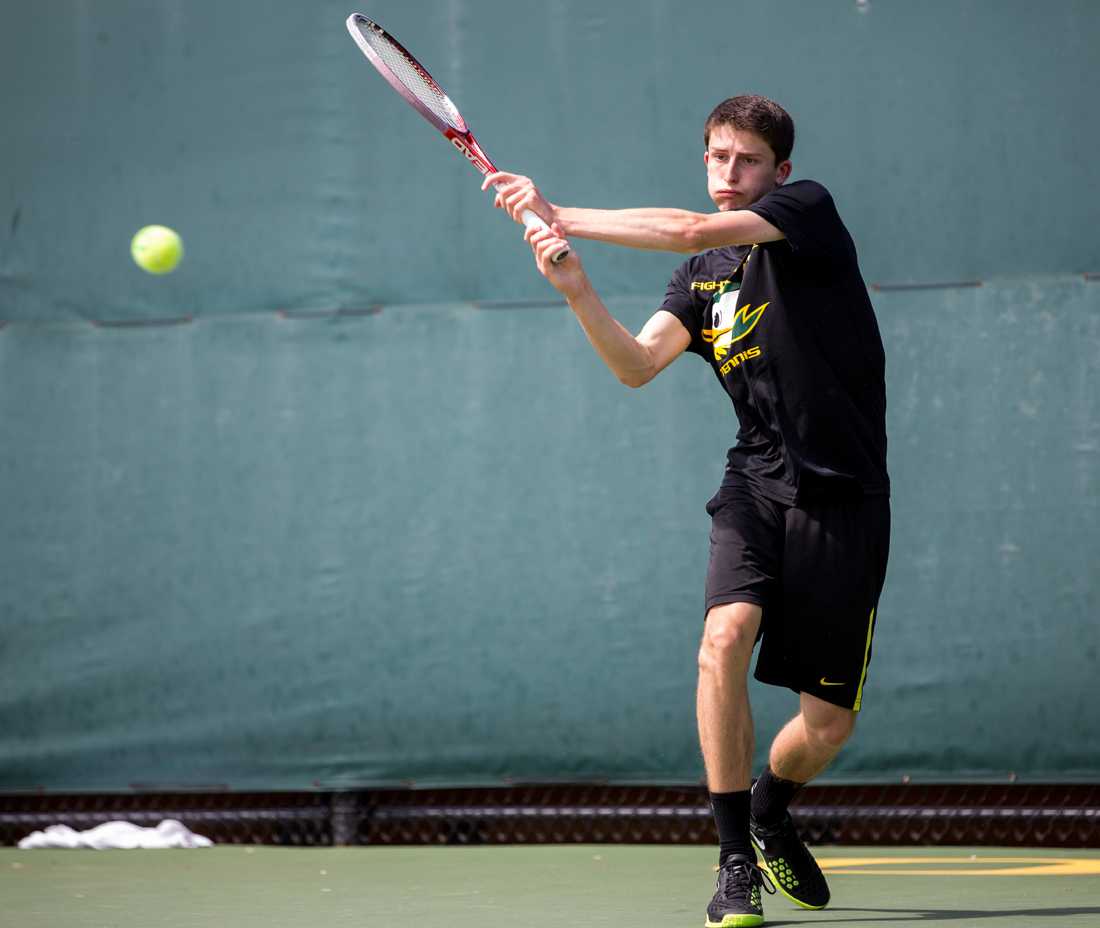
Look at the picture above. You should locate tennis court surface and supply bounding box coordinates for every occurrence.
[4,844,1099,928]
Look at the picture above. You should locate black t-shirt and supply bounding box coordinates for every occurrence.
[660,179,889,504]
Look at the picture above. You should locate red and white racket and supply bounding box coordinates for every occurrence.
[346,13,568,263]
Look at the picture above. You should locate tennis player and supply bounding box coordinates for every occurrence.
[486,95,890,927]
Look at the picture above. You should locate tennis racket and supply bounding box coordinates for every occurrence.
[345,13,569,263]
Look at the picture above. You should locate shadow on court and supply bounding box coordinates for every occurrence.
[765,907,1100,926]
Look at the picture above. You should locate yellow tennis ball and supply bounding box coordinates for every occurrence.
[131,225,183,274]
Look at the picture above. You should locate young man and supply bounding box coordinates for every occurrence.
[485,95,890,928]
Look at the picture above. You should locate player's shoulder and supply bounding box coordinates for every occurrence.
[771,178,835,206]
[753,180,846,237]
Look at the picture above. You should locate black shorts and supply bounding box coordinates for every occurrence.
[704,481,891,712]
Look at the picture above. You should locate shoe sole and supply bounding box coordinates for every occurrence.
[705,916,763,928]
[750,835,829,910]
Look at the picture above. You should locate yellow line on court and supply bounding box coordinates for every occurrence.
[819,857,1100,876]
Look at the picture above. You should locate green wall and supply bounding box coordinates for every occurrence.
[1,1,1098,789]
[2,279,1097,789]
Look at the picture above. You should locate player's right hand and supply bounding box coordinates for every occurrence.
[483,171,556,227]
[526,222,586,297]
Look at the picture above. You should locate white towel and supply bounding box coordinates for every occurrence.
[18,818,213,850]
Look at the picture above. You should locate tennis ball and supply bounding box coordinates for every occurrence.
[131,225,183,274]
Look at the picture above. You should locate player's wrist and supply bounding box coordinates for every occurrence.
[551,205,573,234]
[559,271,593,303]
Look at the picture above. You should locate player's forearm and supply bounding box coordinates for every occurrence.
[553,205,784,254]
[564,280,656,388]
[554,206,705,253]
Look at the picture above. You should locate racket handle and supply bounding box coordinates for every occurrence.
[520,209,570,264]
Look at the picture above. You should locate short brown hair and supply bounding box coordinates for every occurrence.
[704,95,794,165]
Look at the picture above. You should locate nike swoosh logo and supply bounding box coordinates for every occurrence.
[819,678,846,686]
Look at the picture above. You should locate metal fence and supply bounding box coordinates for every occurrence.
[3,784,1097,848]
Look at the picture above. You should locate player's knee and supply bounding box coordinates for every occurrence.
[698,604,760,673]
[805,708,856,750]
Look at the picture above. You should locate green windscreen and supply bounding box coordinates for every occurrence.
[1,0,1098,790]
[2,279,1097,789]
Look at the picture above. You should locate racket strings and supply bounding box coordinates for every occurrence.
[352,22,463,130]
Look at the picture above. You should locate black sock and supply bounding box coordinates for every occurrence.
[750,766,804,827]
[710,790,752,864]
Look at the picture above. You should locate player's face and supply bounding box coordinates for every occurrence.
[705,125,792,211]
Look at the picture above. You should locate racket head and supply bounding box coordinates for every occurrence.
[346,14,467,135]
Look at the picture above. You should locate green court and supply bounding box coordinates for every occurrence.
[5,846,1100,928]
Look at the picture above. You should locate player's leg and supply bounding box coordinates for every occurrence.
[747,697,856,910]
[747,695,854,906]
[748,493,890,910]
[766,692,857,785]
[698,484,784,928]
[700,602,774,927]
[698,601,762,795]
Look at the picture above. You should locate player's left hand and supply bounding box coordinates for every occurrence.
[526,222,586,297]
[483,171,557,226]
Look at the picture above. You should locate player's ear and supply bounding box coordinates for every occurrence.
[775,159,792,185]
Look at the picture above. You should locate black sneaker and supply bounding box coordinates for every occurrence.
[704,853,775,928]
[748,812,830,909]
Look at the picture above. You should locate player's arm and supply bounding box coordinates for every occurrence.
[555,205,783,253]
[525,223,690,388]
[484,172,784,253]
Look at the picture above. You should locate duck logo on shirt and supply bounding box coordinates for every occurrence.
[701,281,769,362]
